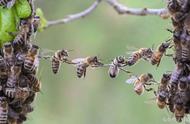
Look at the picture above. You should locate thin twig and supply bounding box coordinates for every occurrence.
[46,0,102,28]
[106,0,170,19]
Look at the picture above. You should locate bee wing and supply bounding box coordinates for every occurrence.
[71,58,86,65]
[125,76,138,84]
[7,0,16,8]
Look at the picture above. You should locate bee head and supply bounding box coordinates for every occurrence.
[30,45,39,55]
[158,93,167,102]
[117,56,125,63]
[3,43,13,53]
[60,49,69,57]
[163,73,171,80]
[147,73,153,79]
[179,77,188,90]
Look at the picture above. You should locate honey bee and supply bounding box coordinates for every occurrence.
[5,65,21,98]
[23,44,39,74]
[27,74,41,92]
[173,30,182,63]
[0,97,8,124]
[0,0,16,8]
[170,63,183,89]
[72,56,103,78]
[3,43,14,66]
[180,30,190,62]
[150,40,172,67]
[126,73,156,95]
[178,77,189,91]
[173,91,187,122]
[0,56,7,80]
[13,15,40,48]
[127,48,153,66]
[51,49,69,74]
[108,56,129,78]
[156,73,171,109]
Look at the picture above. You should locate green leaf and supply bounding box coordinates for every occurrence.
[15,0,31,19]
[0,8,17,44]
[36,8,48,31]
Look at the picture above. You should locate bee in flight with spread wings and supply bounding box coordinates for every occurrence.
[71,56,104,78]
[126,73,157,95]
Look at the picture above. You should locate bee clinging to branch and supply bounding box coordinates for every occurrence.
[127,48,153,66]
[156,73,171,109]
[23,44,39,74]
[0,97,8,124]
[126,73,156,95]
[12,15,40,48]
[72,56,103,78]
[150,39,172,67]
[4,65,21,98]
[108,56,130,78]
[3,43,14,66]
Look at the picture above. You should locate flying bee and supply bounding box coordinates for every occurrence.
[27,74,41,92]
[3,42,14,66]
[150,39,172,67]
[108,56,130,78]
[4,65,21,98]
[127,48,153,66]
[51,49,69,74]
[126,73,156,95]
[23,44,39,74]
[0,97,8,124]
[0,0,16,8]
[156,73,171,109]
[72,56,103,78]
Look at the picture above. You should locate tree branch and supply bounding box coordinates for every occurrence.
[46,0,102,28]
[106,0,170,19]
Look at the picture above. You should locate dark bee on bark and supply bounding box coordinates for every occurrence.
[127,48,153,66]
[150,40,171,67]
[167,0,181,14]
[4,65,21,98]
[156,73,171,109]
[178,77,189,91]
[0,97,8,124]
[173,91,187,122]
[108,56,129,78]
[3,43,14,66]
[72,56,103,78]
[170,63,183,89]
[126,73,156,95]
[180,30,190,62]
[173,30,182,63]
[51,49,69,74]
[0,0,16,8]
[23,44,39,74]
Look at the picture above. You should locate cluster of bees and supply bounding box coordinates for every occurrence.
[2,0,190,124]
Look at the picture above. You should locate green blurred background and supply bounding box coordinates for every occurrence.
[27,0,181,124]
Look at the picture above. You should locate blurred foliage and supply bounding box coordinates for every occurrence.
[27,0,182,124]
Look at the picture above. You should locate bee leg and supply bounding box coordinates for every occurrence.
[83,68,87,78]
[164,53,173,57]
[7,31,18,37]
[144,85,153,92]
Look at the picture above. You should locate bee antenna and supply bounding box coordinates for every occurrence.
[166,28,173,33]
[67,49,74,52]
